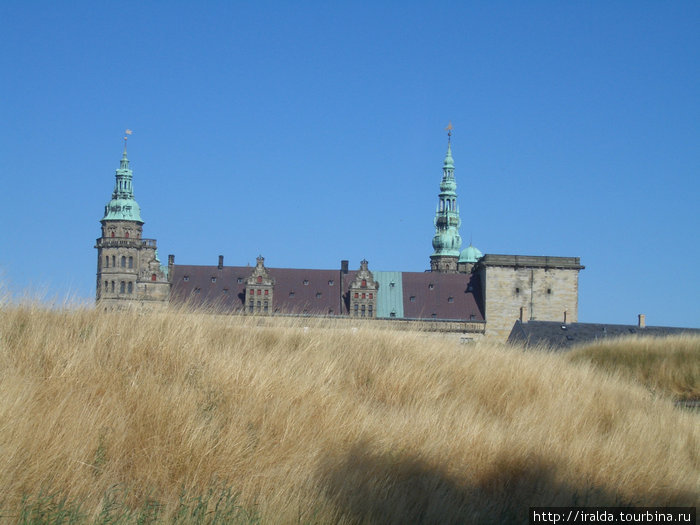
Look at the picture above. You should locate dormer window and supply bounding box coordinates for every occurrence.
[328,280,334,286]
[303,280,309,286]
[211,277,216,283]
[428,284,434,290]
[183,276,189,281]
[448,297,454,303]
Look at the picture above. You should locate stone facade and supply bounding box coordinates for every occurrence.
[245,256,275,314]
[475,255,584,340]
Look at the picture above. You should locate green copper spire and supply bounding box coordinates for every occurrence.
[102,131,143,223]
[431,124,462,257]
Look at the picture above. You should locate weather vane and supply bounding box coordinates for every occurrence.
[445,122,453,143]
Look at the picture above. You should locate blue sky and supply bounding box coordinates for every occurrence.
[1,1,698,327]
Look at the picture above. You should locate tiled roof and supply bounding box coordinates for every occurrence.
[508,320,700,350]
[171,264,485,321]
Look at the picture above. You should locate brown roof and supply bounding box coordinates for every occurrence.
[401,272,484,321]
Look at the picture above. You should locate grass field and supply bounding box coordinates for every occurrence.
[0,303,697,524]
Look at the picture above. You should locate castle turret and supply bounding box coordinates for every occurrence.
[430,125,462,273]
[95,132,170,308]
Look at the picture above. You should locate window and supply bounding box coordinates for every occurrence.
[223,288,229,294]
[151,274,156,281]
[361,305,365,317]
[127,282,133,294]
[264,301,268,313]
[354,303,359,315]
[369,293,373,299]
[410,296,416,302]
[328,308,334,314]
[368,305,373,317]
[256,300,261,308]
[121,256,126,268]
[257,289,261,295]
[448,297,454,303]
[237,278,243,283]
[249,289,254,295]
[429,284,434,290]
[111,281,115,292]
[361,279,366,288]
[264,289,269,296]
[125,231,129,238]
[257,275,262,284]
[515,287,520,294]
[249,301,253,313]
[289,291,295,297]
[211,277,216,283]
[120,281,125,294]
[111,232,115,238]
[470,314,476,320]
[184,275,189,281]
[112,256,116,267]
[390,311,396,318]
[431,313,437,318]
[128,257,133,269]
[105,256,109,267]
[354,292,359,298]
[328,280,334,286]
[547,288,552,294]
[104,280,108,291]
[316,292,322,298]
[303,279,309,286]
[389,281,395,288]
[194,287,201,293]
[361,293,365,299]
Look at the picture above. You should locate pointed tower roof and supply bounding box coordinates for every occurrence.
[102,131,143,223]
[431,124,462,258]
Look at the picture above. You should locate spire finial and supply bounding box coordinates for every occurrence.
[123,129,133,155]
[445,122,453,144]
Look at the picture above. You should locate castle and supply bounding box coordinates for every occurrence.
[95,131,584,340]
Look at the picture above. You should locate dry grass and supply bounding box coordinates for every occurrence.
[566,335,700,401]
[0,303,698,524]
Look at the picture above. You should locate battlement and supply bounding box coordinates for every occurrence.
[478,254,584,270]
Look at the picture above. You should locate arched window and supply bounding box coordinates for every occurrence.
[105,255,109,267]
[120,281,125,294]
[127,282,133,294]
[439,199,444,211]
[121,256,126,268]
[151,274,156,281]
[111,281,115,292]
[112,256,115,267]
[104,281,108,291]
[128,257,133,268]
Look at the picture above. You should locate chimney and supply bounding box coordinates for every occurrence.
[168,254,175,265]
[638,314,646,328]
[218,255,224,270]
[563,310,568,324]
[341,260,349,274]
[519,306,527,322]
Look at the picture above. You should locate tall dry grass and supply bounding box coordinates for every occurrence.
[0,303,697,524]
[566,335,700,401]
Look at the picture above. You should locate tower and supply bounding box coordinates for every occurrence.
[430,125,462,273]
[95,133,170,308]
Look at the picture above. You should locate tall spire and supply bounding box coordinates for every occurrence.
[102,130,143,223]
[430,124,462,271]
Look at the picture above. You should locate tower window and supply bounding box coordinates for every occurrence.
[120,281,125,294]
[111,281,115,292]
[128,282,133,294]
[112,256,115,267]
[105,256,109,268]
[121,256,126,268]
[104,280,108,291]
[128,257,133,269]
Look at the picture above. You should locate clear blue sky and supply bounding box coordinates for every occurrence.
[1,1,698,327]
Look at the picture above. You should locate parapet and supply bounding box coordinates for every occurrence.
[478,254,584,270]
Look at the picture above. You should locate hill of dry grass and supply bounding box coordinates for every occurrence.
[0,304,697,523]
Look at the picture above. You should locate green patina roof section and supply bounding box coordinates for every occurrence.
[374,271,405,319]
[102,146,143,223]
[432,141,462,257]
[459,244,483,263]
